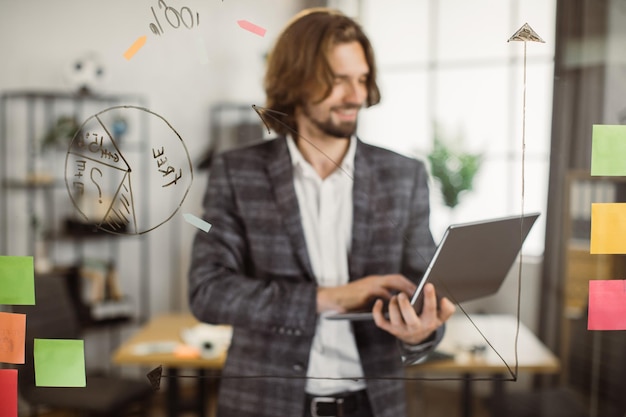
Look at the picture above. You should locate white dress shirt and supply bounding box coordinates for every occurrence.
[286,135,367,395]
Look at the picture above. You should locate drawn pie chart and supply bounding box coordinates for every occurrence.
[65,105,193,235]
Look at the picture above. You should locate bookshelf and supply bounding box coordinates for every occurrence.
[0,90,151,327]
[560,170,626,399]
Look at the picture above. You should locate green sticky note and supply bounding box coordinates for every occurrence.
[34,339,86,387]
[591,125,626,176]
[0,256,35,305]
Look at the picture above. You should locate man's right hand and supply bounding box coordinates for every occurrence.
[316,274,417,314]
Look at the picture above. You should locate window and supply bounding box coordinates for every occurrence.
[331,0,556,255]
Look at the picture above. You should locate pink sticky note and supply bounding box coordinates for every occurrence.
[0,369,18,417]
[588,280,626,330]
[237,20,267,37]
[0,312,26,364]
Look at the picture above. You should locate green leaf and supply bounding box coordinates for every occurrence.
[427,134,482,208]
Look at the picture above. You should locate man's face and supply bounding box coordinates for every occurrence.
[298,41,369,140]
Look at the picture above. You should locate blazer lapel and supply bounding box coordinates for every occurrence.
[349,139,374,280]
[266,138,315,282]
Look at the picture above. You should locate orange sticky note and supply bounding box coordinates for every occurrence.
[590,203,626,254]
[0,369,17,417]
[588,280,626,330]
[0,312,26,364]
[124,35,147,60]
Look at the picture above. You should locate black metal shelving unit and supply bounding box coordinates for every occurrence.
[0,90,151,327]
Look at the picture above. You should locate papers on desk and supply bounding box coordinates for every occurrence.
[132,341,203,358]
[130,323,231,359]
[132,341,179,356]
[130,323,232,359]
[180,323,232,359]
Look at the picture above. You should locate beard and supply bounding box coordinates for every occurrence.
[301,103,360,139]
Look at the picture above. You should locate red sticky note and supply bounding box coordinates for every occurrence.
[0,312,26,364]
[0,369,18,417]
[588,280,626,330]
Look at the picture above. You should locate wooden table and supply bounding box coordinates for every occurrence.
[409,314,561,417]
[113,313,559,417]
[112,313,228,417]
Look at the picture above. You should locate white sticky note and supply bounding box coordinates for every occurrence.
[183,213,212,233]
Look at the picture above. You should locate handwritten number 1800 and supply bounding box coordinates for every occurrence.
[150,0,199,36]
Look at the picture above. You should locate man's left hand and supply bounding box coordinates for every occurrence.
[372,282,455,345]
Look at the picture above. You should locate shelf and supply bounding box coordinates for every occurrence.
[1,89,143,103]
[62,218,128,237]
[2,177,62,189]
[560,170,626,388]
[89,297,135,322]
[34,264,75,278]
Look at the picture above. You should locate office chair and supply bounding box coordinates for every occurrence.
[12,273,154,416]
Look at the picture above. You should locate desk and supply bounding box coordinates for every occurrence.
[409,314,561,417]
[113,313,559,417]
[112,313,227,417]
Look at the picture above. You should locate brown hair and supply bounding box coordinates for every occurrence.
[263,8,381,135]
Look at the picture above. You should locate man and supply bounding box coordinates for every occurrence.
[189,8,455,417]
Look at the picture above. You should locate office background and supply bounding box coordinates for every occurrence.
[1,0,625,416]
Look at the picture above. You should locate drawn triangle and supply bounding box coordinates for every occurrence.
[67,116,131,173]
[508,22,545,43]
[99,171,137,234]
[146,365,162,391]
[252,105,288,134]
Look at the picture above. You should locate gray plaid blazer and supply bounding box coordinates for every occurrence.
[189,137,441,417]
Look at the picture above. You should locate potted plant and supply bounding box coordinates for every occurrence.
[427,127,482,209]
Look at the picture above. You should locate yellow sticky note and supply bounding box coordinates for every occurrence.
[590,203,626,254]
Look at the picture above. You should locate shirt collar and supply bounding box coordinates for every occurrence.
[286,135,357,178]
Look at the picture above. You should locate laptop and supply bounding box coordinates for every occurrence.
[327,212,540,321]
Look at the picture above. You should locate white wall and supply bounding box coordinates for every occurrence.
[0,0,302,315]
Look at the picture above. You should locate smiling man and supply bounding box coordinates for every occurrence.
[188,8,455,417]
